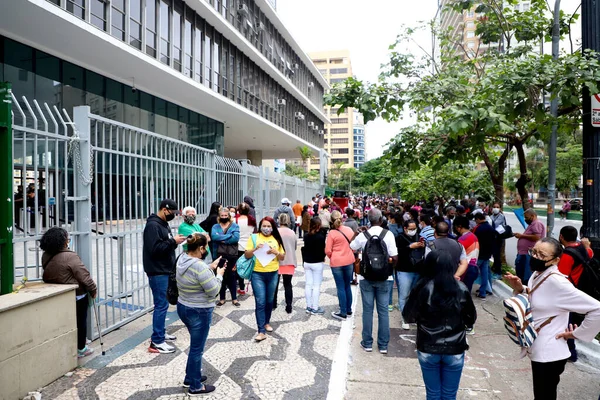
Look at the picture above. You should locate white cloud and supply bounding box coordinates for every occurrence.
[277,0,439,160]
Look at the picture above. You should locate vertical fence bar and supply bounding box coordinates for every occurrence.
[0,83,13,295]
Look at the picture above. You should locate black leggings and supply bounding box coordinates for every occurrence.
[219,260,238,301]
[273,274,293,308]
[531,358,567,400]
[76,295,89,350]
[237,251,245,291]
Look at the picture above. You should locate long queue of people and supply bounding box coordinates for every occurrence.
[36,193,600,399]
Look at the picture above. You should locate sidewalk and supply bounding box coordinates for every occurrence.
[345,283,600,399]
[38,244,347,400]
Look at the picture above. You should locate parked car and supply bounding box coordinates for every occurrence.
[569,198,583,211]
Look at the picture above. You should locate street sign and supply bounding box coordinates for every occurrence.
[592,94,600,127]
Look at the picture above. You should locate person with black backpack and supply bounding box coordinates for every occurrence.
[350,209,398,354]
[558,226,597,362]
[395,220,426,330]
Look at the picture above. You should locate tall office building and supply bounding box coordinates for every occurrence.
[353,112,366,169]
[0,0,328,162]
[309,49,358,171]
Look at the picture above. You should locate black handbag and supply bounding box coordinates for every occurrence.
[217,224,239,257]
[167,254,182,306]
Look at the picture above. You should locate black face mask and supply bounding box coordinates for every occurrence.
[530,257,550,272]
[219,217,230,223]
[165,211,175,222]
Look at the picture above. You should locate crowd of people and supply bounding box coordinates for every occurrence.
[38,193,600,399]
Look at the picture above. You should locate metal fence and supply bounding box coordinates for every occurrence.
[5,91,323,337]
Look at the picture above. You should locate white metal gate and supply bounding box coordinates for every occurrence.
[11,95,323,337]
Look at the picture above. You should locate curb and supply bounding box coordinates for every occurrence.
[493,279,600,369]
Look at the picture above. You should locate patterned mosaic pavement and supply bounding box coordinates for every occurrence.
[40,265,345,400]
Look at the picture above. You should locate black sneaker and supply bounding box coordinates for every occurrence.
[189,384,216,395]
[347,311,353,316]
[183,376,208,387]
[360,342,373,352]
[285,305,292,314]
[331,312,347,321]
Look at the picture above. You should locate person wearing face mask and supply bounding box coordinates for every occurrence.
[244,217,286,341]
[176,233,225,395]
[514,209,545,284]
[504,238,600,400]
[395,220,426,329]
[143,199,186,354]
[490,202,507,278]
[211,208,241,307]
[178,206,211,260]
[419,215,435,246]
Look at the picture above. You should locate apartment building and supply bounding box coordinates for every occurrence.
[0,0,328,162]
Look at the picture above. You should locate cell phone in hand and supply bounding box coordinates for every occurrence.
[419,237,425,243]
[217,257,227,269]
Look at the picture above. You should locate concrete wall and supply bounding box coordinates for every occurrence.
[0,283,78,400]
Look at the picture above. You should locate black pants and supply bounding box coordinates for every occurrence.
[219,258,238,301]
[237,251,245,291]
[531,358,567,400]
[76,295,89,351]
[273,274,293,308]
[491,238,504,275]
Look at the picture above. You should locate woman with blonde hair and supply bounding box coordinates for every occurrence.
[211,208,240,307]
[272,213,298,313]
[326,210,356,321]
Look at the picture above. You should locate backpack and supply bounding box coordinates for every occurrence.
[563,246,600,301]
[503,273,560,348]
[360,230,391,281]
[167,254,183,306]
[236,234,257,280]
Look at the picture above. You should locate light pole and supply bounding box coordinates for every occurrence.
[582,0,600,253]
[546,0,561,237]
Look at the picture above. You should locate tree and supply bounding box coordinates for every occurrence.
[297,145,314,172]
[325,0,600,209]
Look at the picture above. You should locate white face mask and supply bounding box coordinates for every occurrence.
[492,208,500,215]
[230,212,236,218]
[406,229,417,237]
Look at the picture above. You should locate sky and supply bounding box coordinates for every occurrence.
[277,0,440,160]
[277,0,583,161]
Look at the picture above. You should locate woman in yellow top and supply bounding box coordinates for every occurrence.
[244,216,285,341]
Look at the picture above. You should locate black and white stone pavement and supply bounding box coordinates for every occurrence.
[40,260,347,400]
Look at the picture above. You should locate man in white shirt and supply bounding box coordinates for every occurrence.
[350,209,398,355]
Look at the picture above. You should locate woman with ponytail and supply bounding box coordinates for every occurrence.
[326,210,356,321]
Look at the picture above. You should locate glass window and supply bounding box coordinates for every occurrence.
[184,15,193,77]
[467,31,475,38]
[213,34,220,93]
[194,25,203,83]
[522,2,530,11]
[467,10,474,18]
[329,68,348,75]
[111,0,126,41]
[466,21,475,29]
[66,0,85,19]
[130,0,142,50]
[173,2,182,72]
[146,0,157,57]
[204,30,212,88]
[90,0,107,30]
[467,41,476,48]
[160,0,171,65]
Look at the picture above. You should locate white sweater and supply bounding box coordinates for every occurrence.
[520,266,600,362]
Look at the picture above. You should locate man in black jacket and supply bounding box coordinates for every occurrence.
[473,212,495,300]
[144,199,185,354]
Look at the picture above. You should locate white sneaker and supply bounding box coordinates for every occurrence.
[401,322,410,330]
[165,333,177,341]
[149,341,175,354]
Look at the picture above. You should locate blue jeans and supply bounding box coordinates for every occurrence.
[148,274,169,344]
[477,259,490,297]
[461,264,479,293]
[397,271,420,312]
[251,271,279,333]
[418,351,465,400]
[360,279,390,350]
[515,254,532,284]
[177,303,213,391]
[331,264,353,316]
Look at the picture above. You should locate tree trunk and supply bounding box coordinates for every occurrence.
[514,141,532,210]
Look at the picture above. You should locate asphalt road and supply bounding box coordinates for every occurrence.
[503,212,582,268]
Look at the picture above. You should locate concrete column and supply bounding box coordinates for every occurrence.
[247,150,263,166]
